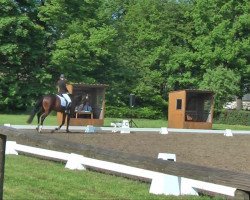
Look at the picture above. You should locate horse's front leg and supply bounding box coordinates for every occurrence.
[53,113,66,132]
[66,113,70,133]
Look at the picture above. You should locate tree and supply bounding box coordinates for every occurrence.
[0,0,48,111]
[103,0,193,109]
[38,0,118,84]
[190,0,250,109]
[199,67,240,109]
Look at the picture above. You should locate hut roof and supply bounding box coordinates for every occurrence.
[169,89,213,94]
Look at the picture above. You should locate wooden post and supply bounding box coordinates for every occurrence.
[0,134,6,200]
[235,190,249,200]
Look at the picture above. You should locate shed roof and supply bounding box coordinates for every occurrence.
[169,89,213,94]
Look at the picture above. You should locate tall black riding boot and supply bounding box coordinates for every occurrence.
[65,103,71,114]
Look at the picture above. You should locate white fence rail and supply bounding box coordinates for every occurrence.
[4,124,250,136]
[6,141,236,197]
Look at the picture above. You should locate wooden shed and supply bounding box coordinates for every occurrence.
[57,83,108,126]
[168,90,214,129]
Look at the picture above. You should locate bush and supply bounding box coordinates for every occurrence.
[214,110,250,126]
[105,106,163,119]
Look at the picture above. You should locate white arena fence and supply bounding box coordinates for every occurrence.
[3,123,250,197]
[5,140,236,197]
[3,123,250,136]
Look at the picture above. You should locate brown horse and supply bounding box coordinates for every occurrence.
[27,94,74,133]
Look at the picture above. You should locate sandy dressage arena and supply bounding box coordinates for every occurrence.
[25,130,250,175]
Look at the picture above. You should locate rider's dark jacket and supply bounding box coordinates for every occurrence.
[57,79,69,94]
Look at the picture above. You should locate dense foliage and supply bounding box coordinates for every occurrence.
[214,110,250,126]
[106,106,163,119]
[0,0,249,115]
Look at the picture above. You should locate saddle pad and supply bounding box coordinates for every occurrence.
[56,95,67,107]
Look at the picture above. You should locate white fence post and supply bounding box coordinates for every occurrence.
[149,153,180,195]
[5,141,18,155]
[65,153,86,170]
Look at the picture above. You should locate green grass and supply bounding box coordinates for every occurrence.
[0,114,249,130]
[4,155,220,200]
[212,123,250,130]
[0,114,57,126]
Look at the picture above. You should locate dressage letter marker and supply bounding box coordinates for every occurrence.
[120,120,130,134]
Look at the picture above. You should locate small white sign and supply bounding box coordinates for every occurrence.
[120,120,130,134]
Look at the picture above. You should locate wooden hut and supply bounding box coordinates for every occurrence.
[168,90,214,129]
[57,83,108,126]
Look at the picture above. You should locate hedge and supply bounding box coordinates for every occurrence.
[214,110,250,126]
[105,106,163,119]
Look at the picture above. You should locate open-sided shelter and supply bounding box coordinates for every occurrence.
[57,83,108,126]
[168,90,214,129]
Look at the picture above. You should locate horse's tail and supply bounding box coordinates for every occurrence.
[27,97,43,124]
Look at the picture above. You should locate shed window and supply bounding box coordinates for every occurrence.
[176,99,182,110]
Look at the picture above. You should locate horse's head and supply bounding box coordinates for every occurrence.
[80,93,92,104]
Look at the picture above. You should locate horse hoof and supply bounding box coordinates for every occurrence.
[66,130,70,133]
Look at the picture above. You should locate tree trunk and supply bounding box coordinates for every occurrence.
[236,97,243,110]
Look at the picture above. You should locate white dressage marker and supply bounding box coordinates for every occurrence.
[85,125,95,133]
[158,153,176,161]
[111,122,122,133]
[224,129,233,137]
[160,127,168,134]
[120,120,130,134]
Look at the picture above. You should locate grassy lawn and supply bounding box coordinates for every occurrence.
[0,114,57,126]
[4,155,220,200]
[0,114,249,130]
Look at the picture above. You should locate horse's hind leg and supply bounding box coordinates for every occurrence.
[36,111,42,132]
[38,112,49,133]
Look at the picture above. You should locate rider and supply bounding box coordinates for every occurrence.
[57,74,72,113]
